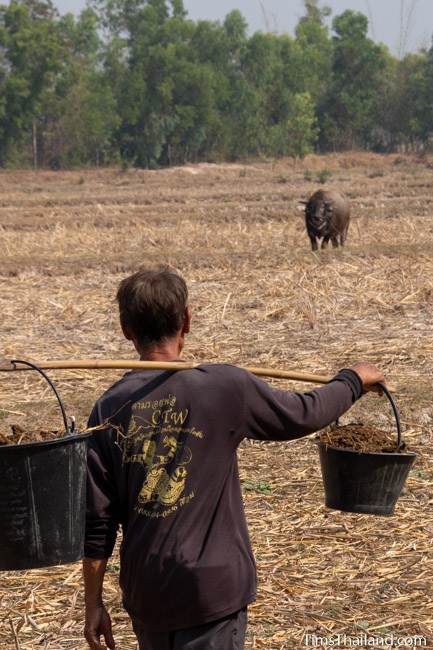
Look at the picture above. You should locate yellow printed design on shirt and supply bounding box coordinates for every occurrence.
[120,395,203,518]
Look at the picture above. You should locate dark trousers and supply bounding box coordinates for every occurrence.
[132,608,247,650]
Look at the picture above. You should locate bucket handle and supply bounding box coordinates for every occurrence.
[378,382,402,450]
[10,359,71,435]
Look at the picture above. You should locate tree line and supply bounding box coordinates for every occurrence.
[1,0,433,169]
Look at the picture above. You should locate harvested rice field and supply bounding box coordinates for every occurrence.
[0,153,432,649]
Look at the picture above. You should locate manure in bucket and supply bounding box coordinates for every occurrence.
[0,424,61,446]
[319,424,404,454]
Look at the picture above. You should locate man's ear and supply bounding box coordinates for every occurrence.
[182,306,192,335]
[121,322,141,354]
[121,321,133,341]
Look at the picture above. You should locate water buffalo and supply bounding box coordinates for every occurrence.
[301,190,350,251]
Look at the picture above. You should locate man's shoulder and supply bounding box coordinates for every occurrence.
[97,372,136,403]
[91,371,155,421]
[196,363,249,377]
[193,363,253,385]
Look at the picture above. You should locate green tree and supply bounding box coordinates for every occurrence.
[416,44,433,148]
[17,0,58,20]
[41,71,119,167]
[373,51,426,151]
[105,0,220,167]
[241,32,287,153]
[295,0,333,105]
[286,92,318,158]
[298,0,331,24]
[0,0,63,165]
[320,10,388,150]
[33,7,119,167]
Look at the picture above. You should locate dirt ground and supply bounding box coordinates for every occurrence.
[0,154,432,649]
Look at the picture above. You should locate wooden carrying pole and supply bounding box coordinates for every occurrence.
[0,359,333,385]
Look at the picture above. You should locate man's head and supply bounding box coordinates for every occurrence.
[117,268,190,357]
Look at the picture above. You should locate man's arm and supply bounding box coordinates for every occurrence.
[83,557,115,650]
[237,362,385,442]
[83,405,121,650]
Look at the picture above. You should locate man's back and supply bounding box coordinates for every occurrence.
[86,365,257,629]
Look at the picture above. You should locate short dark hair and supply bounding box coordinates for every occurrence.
[116,268,188,350]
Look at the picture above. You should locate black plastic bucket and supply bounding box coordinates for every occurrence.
[316,384,416,516]
[0,361,91,570]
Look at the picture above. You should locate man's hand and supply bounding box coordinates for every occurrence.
[84,604,115,650]
[349,362,385,393]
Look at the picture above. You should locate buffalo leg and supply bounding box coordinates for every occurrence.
[321,237,330,249]
[340,225,349,246]
[331,237,339,248]
[310,237,318,251]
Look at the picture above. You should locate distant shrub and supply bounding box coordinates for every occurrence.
[304,169,314,182]
[318,168,332,184]
[239,168,247,178]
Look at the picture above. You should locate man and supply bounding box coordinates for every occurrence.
[83,268,385,650]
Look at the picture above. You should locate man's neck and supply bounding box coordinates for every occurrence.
[139,339,182,362]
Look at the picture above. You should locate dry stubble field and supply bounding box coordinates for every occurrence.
[0,153,432,649]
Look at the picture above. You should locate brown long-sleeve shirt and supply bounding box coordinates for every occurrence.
[85,364,362,629]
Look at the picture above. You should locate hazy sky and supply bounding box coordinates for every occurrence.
[52,0,432,55]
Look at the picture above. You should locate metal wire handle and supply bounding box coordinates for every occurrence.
[10,359,70,435]
[378,382,402,449]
